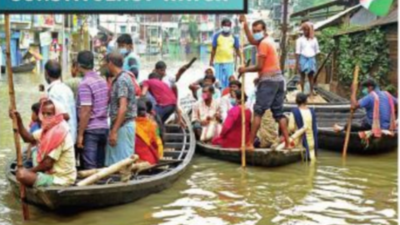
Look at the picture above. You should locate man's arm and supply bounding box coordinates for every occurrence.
[210,47,216,66]
[10,110,36,144]
[77,105,92,147]
[30,156,55,173]
[141,84,149,97]
[109,97,128,146]
[239,15,258,46]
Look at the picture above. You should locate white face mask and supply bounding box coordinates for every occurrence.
[222,26,231,33]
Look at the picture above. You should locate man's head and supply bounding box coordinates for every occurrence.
[71,59,80,78]
[361,78,378,95]
[44,60,62,84]
[202,85,215,101]
[148,72,162,80]
[155,61,167,77]
[221,18,232,34]
[295,93,308,106]
[228,75,236,83]
[203,74,216,86]
[77,51,94,74]
[117,34,133,55]
[252,20,267,43]
[229,80,242,92]
[105,52,124,77]
[205,67,215,76]
[41,100,56,119]
[301,22,314,39]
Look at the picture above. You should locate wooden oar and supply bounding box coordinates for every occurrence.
[239,60,251,168]
[5,14,29,220]
[342,65,360,159]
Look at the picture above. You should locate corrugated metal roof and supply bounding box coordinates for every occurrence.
[334,8,398,36]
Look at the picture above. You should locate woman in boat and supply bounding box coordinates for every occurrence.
[135,100,161,165]
[220,80,242,121]
[191,85,222,141]
[212,90,252,148]
[10,99,77,187]
[288,93,318,162]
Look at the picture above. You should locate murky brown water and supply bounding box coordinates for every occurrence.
[0,56,397,225]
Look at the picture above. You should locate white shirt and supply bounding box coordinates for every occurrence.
[296,36,320,58]
[47,80,77,143]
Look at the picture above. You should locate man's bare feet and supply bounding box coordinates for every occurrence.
[333,124,344,133]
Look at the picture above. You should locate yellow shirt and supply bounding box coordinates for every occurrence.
[33,130,77,186]
[213,33,240,63]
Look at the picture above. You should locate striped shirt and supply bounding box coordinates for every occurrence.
[77,71,109,130]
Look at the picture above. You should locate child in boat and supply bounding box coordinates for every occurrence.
[288,93,318,162]
[10,99,77,187]
[220,80,242,122]
[212,90,252,148]
[191,85,223,142]
[135,100,161,165]
[25,102,41,161]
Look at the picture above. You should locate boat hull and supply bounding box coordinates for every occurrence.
[196,142,304,167]
[6,114,196,211]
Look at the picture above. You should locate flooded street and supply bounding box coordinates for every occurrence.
[0,56,397,225]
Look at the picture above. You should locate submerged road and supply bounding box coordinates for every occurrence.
[0,56,397,225]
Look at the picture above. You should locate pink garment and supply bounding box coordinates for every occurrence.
[212,106,252,148]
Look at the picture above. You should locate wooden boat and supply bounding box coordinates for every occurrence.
[196,142,305,167]
[318,128,398,154]
[6,114,195,211]
[1,62,35,74]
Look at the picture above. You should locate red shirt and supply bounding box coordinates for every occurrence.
[143,79,177,106]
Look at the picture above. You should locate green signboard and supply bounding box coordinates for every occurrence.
[0,0,247,13]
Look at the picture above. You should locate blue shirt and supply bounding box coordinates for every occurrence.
[358,91,397,129]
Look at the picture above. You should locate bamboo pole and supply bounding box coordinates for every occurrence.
[342,65,360,159]
[239,22,247,169]
[5,14,30,220]
[77,155,138,186]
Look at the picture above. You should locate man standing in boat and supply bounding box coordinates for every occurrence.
[238,15,290,149]
[104,53,136,166]
[76,51,110,169]
[44,60,77,145]
[210,18,242,90]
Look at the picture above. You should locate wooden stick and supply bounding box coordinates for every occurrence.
[77,155,138,186]
[342,65,360,158]
[313,49,334,84]
[5,14,29,221]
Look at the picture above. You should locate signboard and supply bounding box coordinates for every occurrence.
[0,0,247,13]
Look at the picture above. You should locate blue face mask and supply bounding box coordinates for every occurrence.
[230,98,237,106]
[119,48,128,55]
[253,32,264,42]
[361,88,369,96]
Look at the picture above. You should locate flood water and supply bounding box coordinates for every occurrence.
[0,56,397,225]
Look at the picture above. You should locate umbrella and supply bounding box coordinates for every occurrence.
[360,0,393,16]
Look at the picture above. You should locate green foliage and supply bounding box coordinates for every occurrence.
[318,27,339,64]
[336,28,391,87]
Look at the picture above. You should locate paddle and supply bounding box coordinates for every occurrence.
[5,14,30,220]
[176,57,197,82]
[342,65,360,159]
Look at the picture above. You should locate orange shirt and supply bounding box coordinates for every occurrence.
[257,38,281,75]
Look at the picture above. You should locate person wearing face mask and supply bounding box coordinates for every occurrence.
[210,18,242,90]
[220,80,242,121]
[238,15,290,150]
[191,85,223,141]
[295,22,320,96]
[44,60,77,145]
[212,90,252,148]
[334,79,398,135]
[116,34,141,79]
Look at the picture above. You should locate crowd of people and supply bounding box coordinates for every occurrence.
[9,16,397,188]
